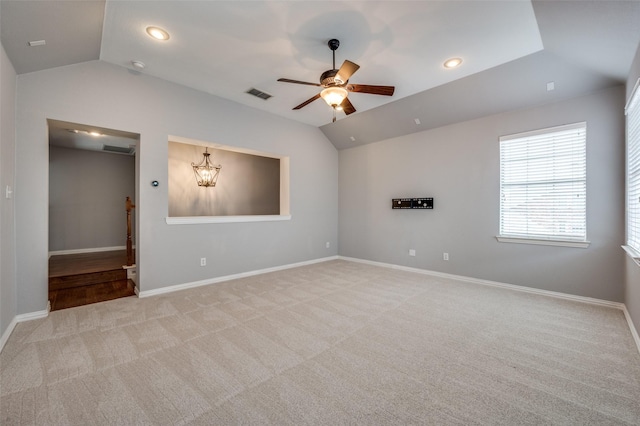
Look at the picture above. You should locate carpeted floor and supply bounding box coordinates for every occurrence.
[2,260,640,424]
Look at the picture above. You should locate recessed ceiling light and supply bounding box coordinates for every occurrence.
[443,57,463,69]
[146,26,170,41]
[131,60,146,70]
[66,128,103,137]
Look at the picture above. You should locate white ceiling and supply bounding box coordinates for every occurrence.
[47,120,139,156]
[98,1,543,127]
[2,0,640,149]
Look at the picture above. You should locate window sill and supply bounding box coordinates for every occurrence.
[496,236,590,248]
[166,215,291,225]
[622,245,640,266]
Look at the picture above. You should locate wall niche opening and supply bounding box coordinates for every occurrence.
[167,136,290,224]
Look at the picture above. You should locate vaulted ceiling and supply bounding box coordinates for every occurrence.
[2,1,640,149]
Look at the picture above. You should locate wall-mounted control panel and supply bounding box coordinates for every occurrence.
[392,198,433,209]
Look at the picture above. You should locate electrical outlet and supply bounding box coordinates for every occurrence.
[200,258,206,267]
[409,249,416,257]
[443,252,449,261]
[326,242,330,248]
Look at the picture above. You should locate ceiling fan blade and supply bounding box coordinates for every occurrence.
[277,78,321,87]
[335,60,360,83]
[347,84,395,96]
[340,97,356,115]
[293,93,321,110]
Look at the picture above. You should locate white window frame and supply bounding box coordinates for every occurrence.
[497,122,589,248]
[624,78,640,262]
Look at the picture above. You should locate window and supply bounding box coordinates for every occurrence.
[626,79,640,255]
[498,122,588,248]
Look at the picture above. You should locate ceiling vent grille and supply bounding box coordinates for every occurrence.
[246,88,272,100]
[103,144,135,155]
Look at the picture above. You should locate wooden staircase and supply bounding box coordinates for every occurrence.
[48,198,137,311]
[49,266,127,291]
[49,249,130,285]
[48,250,135,311]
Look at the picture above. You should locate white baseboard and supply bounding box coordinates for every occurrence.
[339,256,624,309]
[4,255,637,356]
[339,256,640,354]
[49,246,128,257]
[0,317,18,353]
[138,256,339,298]
[0,308,49,353]
[622,305,640,354]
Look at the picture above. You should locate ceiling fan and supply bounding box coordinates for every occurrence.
[278,39,395,122]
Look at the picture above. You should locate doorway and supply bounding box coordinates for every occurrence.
[47,119,139,310]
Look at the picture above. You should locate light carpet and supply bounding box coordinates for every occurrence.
[2,260,640,425]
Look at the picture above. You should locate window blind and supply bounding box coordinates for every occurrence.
[627,80,640,252]
[500,122,587,241]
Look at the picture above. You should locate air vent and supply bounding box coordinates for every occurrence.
[246,88,272,100]
[103,145,134,155]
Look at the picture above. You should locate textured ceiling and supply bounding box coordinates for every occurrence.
[1,1,640,150]
[98,1,543,127]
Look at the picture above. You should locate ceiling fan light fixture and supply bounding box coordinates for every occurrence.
[278,38,394,120]
[321,86,348,108]
[146,26,170,41]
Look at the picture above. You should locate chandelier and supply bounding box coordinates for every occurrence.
[192,147,221,187]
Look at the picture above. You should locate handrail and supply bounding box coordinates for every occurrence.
[125,196,135,266]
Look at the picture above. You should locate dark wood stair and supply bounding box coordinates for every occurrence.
[49,280,135,311]
[49,268,127,291]
[48,250,135,310]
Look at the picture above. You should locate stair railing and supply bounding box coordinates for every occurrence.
[126,196,135,266]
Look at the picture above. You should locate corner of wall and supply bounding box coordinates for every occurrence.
[0,40,18,346]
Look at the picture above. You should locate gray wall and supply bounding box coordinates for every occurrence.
[15,60,338,315]
[49,145,135,252]
[1,43,17,340]
[339,86,625,302]
[168,142,280,217]
[625,43,640,330]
